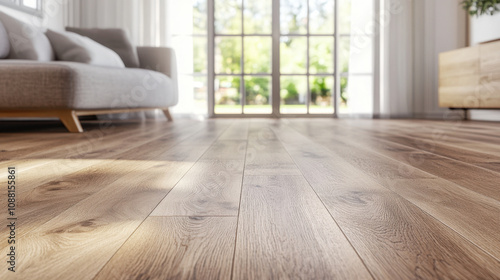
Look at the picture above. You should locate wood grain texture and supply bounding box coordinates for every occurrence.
[439,41,500,108]
[0,122,205,239]
[150,159,245,216]
[439,75,480,108]
[274,122,500,279]
[59,111,83,133]
[479,72,500,108]
[439,46,479,79]
[233,175,372,280]
[94,217,237,280]
[151,124,247,216]
[244,122,302,176]
[0,120,230,280]
[289,120,500,260]
[2,119,500,279]
[480,40,500,73]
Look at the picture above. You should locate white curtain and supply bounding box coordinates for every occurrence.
[344,0,376,116]
[65,0,170,47]
[379,0,414,117]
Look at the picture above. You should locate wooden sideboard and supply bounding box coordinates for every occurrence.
[439,40,500,109]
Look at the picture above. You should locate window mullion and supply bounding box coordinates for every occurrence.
[241,0,245,114]
[333,0,339,117]
[272,0,281,117]
[208,0,215,117]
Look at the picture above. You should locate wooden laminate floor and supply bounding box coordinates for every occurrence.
[1,118,500,279]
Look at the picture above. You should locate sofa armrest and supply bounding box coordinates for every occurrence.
[136,47,178,105]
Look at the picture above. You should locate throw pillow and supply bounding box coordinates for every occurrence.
[66,27,140,68]
[45,29,125,68]
[0,11,54,61]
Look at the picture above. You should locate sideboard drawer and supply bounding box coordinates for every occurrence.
[439,75,480,108]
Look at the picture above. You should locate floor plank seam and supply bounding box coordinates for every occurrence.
[229,120,250,280]
[89,120,235,280]
[0,122,210,250]
[345,125,500,204]
[288,122,500,264]
[21,122,209,227]
[271,122,377,280]
[348,124,500,179]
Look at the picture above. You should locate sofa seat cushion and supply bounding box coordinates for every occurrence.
[0,60,177,110]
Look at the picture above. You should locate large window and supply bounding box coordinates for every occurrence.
[0,0,42,16]
[168,0,376,117]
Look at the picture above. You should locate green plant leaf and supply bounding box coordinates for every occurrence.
[462,0,500,17]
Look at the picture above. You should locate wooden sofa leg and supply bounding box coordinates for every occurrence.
[163,108,173,122]
[59,110,83,133]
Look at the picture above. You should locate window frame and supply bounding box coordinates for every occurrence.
[0,0,43,17]
[204,0,379,118]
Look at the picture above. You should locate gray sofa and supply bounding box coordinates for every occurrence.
[0,20,178,133]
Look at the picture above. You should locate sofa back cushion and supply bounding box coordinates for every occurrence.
[0,11,54,61]
[65,27,140,68]
[46,29,125,68]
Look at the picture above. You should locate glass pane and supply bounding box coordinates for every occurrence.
[244,0,272,34]
[280,0,308,34]
[193,37,208,73]
[338,0,351,35]
[280,36,307,74]
[310,0,334,34]
[215,37,242,74]
[339,0,374,35]
[23,0,38,9]
[281,76,307,114]
[340,36,373,74]
[215,76,242,114]
[172,37,207,74]
[215,0,242,34]
[193,76,208,114]
[174,75,208,114]
[170,0,207,35]
[340,75,373,114]
[193,0,208,34]
[244,37,272,74]
[244,76,272,114]
[310,76,334,114]
[309,37,334,74]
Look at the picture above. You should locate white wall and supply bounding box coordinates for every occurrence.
[0,0,64,30]
[470,9,500,45]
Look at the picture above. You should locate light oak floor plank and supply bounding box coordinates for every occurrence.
[0,120,231,280]
[274,122,500,279]
[233,121,371,279]
[94,217,237,280]
[0,121,207,241]
[151,121,248,217]
[1,119,500,279]
[288,120,500,261]
[233,174,372,280]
